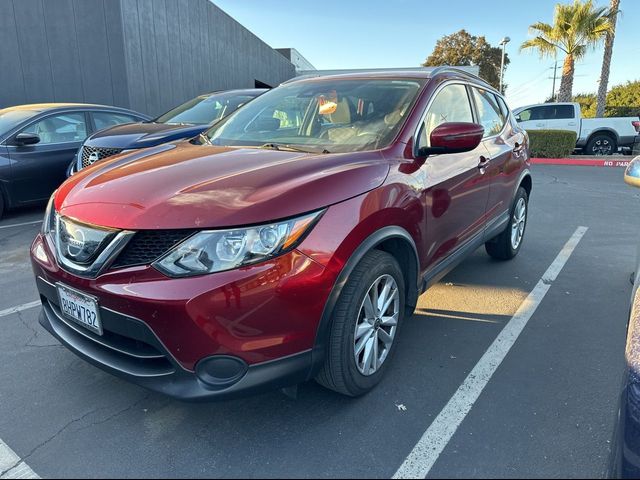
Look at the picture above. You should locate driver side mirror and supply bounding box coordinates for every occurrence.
[13,132,41,146]
[417,122,484,158]
[624,156,640,188]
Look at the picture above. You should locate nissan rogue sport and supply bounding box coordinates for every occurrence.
[31,68,531,400]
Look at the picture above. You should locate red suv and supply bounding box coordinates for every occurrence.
[31,68,531,400]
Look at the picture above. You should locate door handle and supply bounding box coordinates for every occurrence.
[535,123,545,127]
[478,156,490,171]
[568,122,577,126]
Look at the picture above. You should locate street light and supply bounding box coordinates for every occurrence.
[499,36,510,94]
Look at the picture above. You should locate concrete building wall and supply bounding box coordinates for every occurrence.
[0,0,296,116]
[0,0,129,109]
[119,0,295,116]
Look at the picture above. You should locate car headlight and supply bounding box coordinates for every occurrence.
[42,191,57,236]
[153,210,324,277]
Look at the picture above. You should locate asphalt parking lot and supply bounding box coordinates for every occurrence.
[0,164,637,479]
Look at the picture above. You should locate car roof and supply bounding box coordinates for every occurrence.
[282,67,494,91]
[198,88,268,98]
[0,103,145,116]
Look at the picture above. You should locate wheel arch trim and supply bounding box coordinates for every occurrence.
[308,225,420,377]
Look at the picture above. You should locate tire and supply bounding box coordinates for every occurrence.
[316,249,405,397]
[586,133,617,156]
[485,187,528,260]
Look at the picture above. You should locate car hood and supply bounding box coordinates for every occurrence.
[85,122,208,149]
[55,142,390,230]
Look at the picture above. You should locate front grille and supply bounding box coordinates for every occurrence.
[81,146,123,168]
[111,229,195,269]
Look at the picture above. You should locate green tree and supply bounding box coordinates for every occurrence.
[606,80,640,116]
[556,81,639,118]
[521,0,614,102]
[572,93,597,117]
[423,30,508,90]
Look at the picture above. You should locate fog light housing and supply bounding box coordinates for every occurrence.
[195,356,248,388]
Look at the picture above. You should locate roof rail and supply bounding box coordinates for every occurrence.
[428,66,494,90]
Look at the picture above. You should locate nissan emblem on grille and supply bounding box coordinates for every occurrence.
[57,217,116,265]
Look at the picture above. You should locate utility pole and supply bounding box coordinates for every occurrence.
[499,37,510,94]
[551,59,559,101]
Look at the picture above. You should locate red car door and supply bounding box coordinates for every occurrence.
[469,88,527,230]
[415,83,491,268]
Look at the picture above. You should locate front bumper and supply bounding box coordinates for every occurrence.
[31,232,335,400]
[37,289,313,401]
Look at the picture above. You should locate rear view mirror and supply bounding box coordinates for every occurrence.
[418,122,484,157]
[624,156,640,188]
[14,132,41,146]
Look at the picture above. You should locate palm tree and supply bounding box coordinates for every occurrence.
[521,0,614,102]
[596,0,620,117]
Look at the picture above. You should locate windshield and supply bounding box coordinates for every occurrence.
[202,79,424,153]
[156,92,259,125]
[0,109,40,137]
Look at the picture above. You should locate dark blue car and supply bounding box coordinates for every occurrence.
[0,103,148,218]
[70,89,266,175]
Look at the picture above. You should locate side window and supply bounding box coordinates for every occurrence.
[21,113,87,145]
[471,88,506,137]
[92,112,137,131]
[552,105,575,119]
[516,108,532,122]
[496,96,510,119]
[418,84,473,148]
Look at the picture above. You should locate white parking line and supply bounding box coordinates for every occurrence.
[393,226,588,479]
[0,439,39,479]
[0,301,41,319]
[0,220,42,230]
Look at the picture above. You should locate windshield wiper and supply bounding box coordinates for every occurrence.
[260,143,330,154]
[198,132,212,145]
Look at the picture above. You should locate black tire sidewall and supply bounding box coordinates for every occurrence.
[336,253,405,395]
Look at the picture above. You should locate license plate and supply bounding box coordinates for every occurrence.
[56,284,103,335]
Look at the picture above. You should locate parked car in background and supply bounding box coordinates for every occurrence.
[69,89,266,175]
[31,68,531,401]
[513,102,640,155]
[0,103,149,218]
[610,156,640,478]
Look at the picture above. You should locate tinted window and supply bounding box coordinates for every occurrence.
[471,88,506,137]
[92,112,138,131]
[419,84,473,148]
[516,106,541,122]
[0,109,42,137]
[157,93,258,125]
[552,104,575,119]
[516,104,575,122]
[21,113,87,145]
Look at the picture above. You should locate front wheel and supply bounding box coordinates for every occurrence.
[485,187,528,260]
[316,250,405,397]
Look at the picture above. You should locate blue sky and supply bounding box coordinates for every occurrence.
[215,0,640,109]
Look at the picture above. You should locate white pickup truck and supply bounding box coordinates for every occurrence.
[513,102,640,155]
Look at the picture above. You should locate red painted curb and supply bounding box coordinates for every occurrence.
[531,158,630,167]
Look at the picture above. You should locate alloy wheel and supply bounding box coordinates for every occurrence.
[353,274,399,376]
[510,197,527,250]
